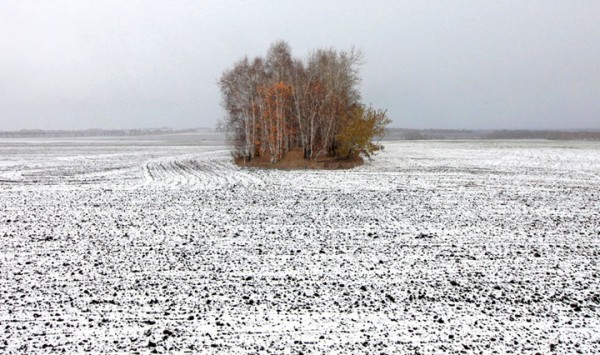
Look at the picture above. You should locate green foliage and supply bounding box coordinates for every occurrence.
[336,104,391,160]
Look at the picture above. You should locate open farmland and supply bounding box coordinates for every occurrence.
[1,136,599,353]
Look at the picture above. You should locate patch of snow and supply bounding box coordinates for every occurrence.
[0,139,599,353]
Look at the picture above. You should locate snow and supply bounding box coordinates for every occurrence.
[1,138,599,353]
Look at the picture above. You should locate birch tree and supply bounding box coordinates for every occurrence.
[219,41,389,164]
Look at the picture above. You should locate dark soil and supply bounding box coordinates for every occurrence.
[234,148,363,170]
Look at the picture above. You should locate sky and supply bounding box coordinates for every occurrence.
[0,0,598,131]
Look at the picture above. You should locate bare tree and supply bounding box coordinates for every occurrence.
[219,41,387,165]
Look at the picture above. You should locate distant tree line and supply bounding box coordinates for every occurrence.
[484,130,600,140]
[0,128,201,138]
[219,41,390,163]
[386,128,600,141]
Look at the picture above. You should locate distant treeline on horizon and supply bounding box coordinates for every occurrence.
[0,128,206,138]
[2,127,599,140]
[387,128,600,141]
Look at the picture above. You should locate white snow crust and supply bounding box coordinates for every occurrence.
[0,138,599,353]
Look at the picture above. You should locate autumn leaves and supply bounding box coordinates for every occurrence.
[219,41,389,165]
[257,81,293,163]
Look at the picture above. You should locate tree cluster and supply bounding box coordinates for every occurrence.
[219,41,390,164]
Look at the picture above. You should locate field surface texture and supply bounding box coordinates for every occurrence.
[1,136,599,353]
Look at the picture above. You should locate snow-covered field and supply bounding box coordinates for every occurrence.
[1,137,599,353]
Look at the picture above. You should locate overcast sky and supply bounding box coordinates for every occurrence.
[1,1,598,130]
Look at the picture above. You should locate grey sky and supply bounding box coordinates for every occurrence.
[1,1,598,130]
